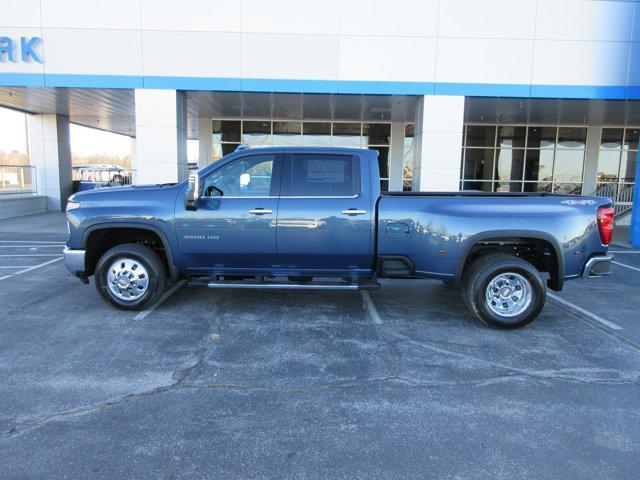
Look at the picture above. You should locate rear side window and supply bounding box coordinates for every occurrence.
[286,154,360,196]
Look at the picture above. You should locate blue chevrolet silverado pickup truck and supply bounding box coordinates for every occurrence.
[64,146,614,328]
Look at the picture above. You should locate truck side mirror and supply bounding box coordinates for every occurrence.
[185,171,200,211]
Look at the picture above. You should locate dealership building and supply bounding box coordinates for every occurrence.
[0,0,639,242]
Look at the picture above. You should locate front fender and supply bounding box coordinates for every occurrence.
[81,222,183,281]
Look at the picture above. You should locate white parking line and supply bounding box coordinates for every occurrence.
[547,292,622,330]
[0,240,66,244]
[133,279,187,321]
[0,245,64,248]
[612,261,640,273]
[0,257,63,282]
[361,290,383,325]
[0,254,62,257]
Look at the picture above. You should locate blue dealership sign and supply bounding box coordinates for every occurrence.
[0,36,43,63]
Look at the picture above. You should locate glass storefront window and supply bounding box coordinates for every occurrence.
[495,148,524,182]
[273,121,302,145]
[497,126,525,148]
[302,122,331,145]
[553,182,582,195]
[597,150,620,182]
[601,128,623,148]
[363,123,390,146]
[463,148,495,181]
[557,127,587,149]
[496,182,523,193]
[242,121,271,145]
[212,120,241,143]
[524,150,554,182]
[402,124,414,190]
[527,126,556,149]
[553,149,584,182]
[624,128,639,151]
[220,144,241,156]
[212,143,223,161]
[465,126,496,148]
[523,182,552,193]
[372,146,390,178]
[596,127,639,185]
[332,123,362,147]
[209,120,397,170]
[462,180,493,191]
[461,124,586,193]
[620,150,637,182]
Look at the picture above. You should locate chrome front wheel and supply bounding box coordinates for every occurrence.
[95,243,167,310]
[485,272,532,317]
[106,257,150,300]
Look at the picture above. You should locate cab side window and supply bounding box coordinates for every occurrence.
[202,154,275,197]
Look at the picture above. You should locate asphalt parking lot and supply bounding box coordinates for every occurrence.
[1,213,639,479]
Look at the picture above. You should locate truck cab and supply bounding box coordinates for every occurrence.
[175,147,377,278]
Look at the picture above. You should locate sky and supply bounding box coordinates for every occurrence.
[0,107,27,153]
[0,106,200,162]
[0,106,132,158]
[70,123,131,158]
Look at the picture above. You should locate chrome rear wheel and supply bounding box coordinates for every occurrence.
[462,253,546,329]
[485,272,532,317]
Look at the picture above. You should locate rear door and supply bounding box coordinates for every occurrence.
[276,151,373,275]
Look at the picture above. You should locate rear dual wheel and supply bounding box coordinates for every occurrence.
[462,253,546,329]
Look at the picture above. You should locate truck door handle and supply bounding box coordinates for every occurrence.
[341,209,367,215]
[248,208,273,215]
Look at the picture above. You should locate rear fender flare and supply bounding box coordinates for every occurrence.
[453,229,564,291]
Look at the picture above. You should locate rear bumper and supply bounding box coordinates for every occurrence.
[63,247,86,275]
[581,254,614,278]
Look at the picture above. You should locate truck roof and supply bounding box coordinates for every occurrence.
[228,145,379,156]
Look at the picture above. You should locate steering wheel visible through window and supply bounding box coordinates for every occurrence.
[202,154,275,197]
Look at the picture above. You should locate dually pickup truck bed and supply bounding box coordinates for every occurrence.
[64,146,614,328]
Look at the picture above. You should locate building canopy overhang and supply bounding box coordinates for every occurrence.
[3,86,640,142]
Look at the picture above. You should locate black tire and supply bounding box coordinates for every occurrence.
[461,253,546,329]
[95,243,167,310]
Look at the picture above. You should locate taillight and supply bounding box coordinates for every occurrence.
[596,206,615,245]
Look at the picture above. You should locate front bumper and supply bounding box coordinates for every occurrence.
[581,254,614,278]
[63,247,86,275]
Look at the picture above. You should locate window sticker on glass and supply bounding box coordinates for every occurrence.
[305,159,346,183]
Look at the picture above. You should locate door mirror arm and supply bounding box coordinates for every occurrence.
[185,171,200,211]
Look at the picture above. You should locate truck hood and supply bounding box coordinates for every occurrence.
[69,183,179,202]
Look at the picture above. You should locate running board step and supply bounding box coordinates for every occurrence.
[188,278,381,290]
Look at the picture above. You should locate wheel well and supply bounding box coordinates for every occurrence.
[84,228,170,277]
[460,237,562,291]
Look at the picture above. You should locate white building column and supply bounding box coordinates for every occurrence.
[198,117,213,169]
[412,95,465,192]
[388,122,405,191]
[129,136,137,171]
[27,113,72,211]
[133,89,188,184]
[582,125,602,195]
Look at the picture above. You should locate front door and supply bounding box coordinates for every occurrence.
[175,152,282,274]
[276,152,373,275]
